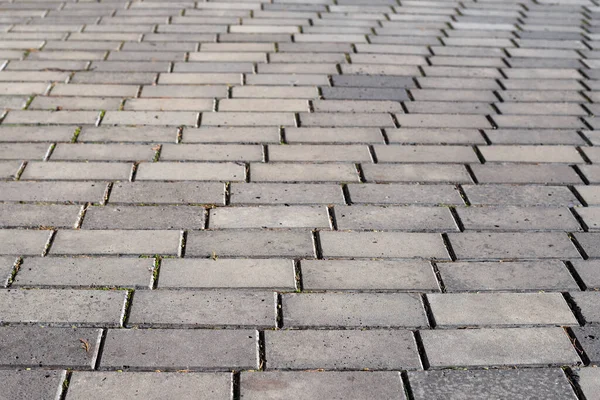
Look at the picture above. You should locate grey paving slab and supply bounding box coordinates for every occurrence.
[0,370,65,400]
[0,203,80,228]
[347,184,463,205]
[0,325,100,368]
[572,368,600,400]
[362,164,472,183]
[159,258,294,289]
[438,260,578,292]
[463,185,580,206]
[14,257,153,288]
[573,233,600,258]
[209,206,329,229]
[0,229,50,256]
[82,205,205,230]
[21,162,131,181]
[282,292,427,328]
[570,292,600,324]
[240,371,405,400]
[135,162,245,182]
[100,329,258,370]
[186,230,314,258]
[572,326,600,364]
[456,206,580,231]
[265,329,420,370]
[428,292,577,327]
[334,205,457,231]
[0,288,126,326]
[471,164,582,184]
[448,232,580,260]
[67,372,231,400]
[571,260,600,290]
[108,182,224,205]
[320,231,449,259]
[230,183,343,205]
[421,328,580,368]
[408,369,576,400]
[301,259,438,291]
[50,230,180,255]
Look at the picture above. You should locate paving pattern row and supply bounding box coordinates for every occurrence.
[1,0,600,398]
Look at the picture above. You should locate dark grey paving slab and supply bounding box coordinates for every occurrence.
[0,370,65,400]
[66,372,231,400]
[572,326,600,364]
[421,328,581,368]
[570,292,600,324]
[240,371,405,400]
[100,329,258,370]
[265,329,421,370]
[408,369,576,400]
[0,325,100,368]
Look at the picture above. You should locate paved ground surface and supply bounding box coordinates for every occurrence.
[1,0,600,398]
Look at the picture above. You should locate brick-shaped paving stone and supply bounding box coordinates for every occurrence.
[158,258,294,290]
[282,292,427,328]
[13,257,153,289]
[463,185,580,206]
[408,369,576,400]
[320,232,449,259]
[334,205,457,231]
[301,259,438,291]
[0,229,50,256]
[209,206,329,229]
[0,325,100,368]
[67,372,231,400]
[0,289,126,327]
[0,203,80,228]
[569,292,600,324]
[421,328,580,368]
[438,260,578,292]
[0,370,65,400]
[50,230,180,255]
[0,182,106,203]
[100,329,258,370]
[82,205,205,230]
[230,183,343,205]
[265,329,420,370]
[571,326,600,364]
[108,182,224,205]
[572,368,600,400]
[128,290,275,328]
[240,371,405,400]
[456,206,580,231]
[571,260,600,290]
[427,292,577,327]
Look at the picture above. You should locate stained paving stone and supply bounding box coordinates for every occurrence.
[334,205,457,231]
[159,258,294,289]
[569,292,600,324]
[572,368,600,399]
[50,230,180,255]
[0,325,100,368]
[240,371,405,400]
[0,370,65,400]
[448,232,580,260]
[438,261,578,292]
[407,369,576,400]
[571,326,600,364]
[427,292,578,327]
[421,328,581,368]
[100,329,258,370]
[186,230,314,258]
[301,259,438,291]
[13,257,153,289]
[82,205,205,230]
[67,372,231,400]
[265,329,420,370]
[282,292,427,328]
[320,231,449,259]
[128,290,275,328]
[0,289,126,327]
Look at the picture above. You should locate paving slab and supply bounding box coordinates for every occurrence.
[0,370,65,400]
[572,368,600,400]
[408,369,576,400]
[67,372,231,400]
[240,371,405,400]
